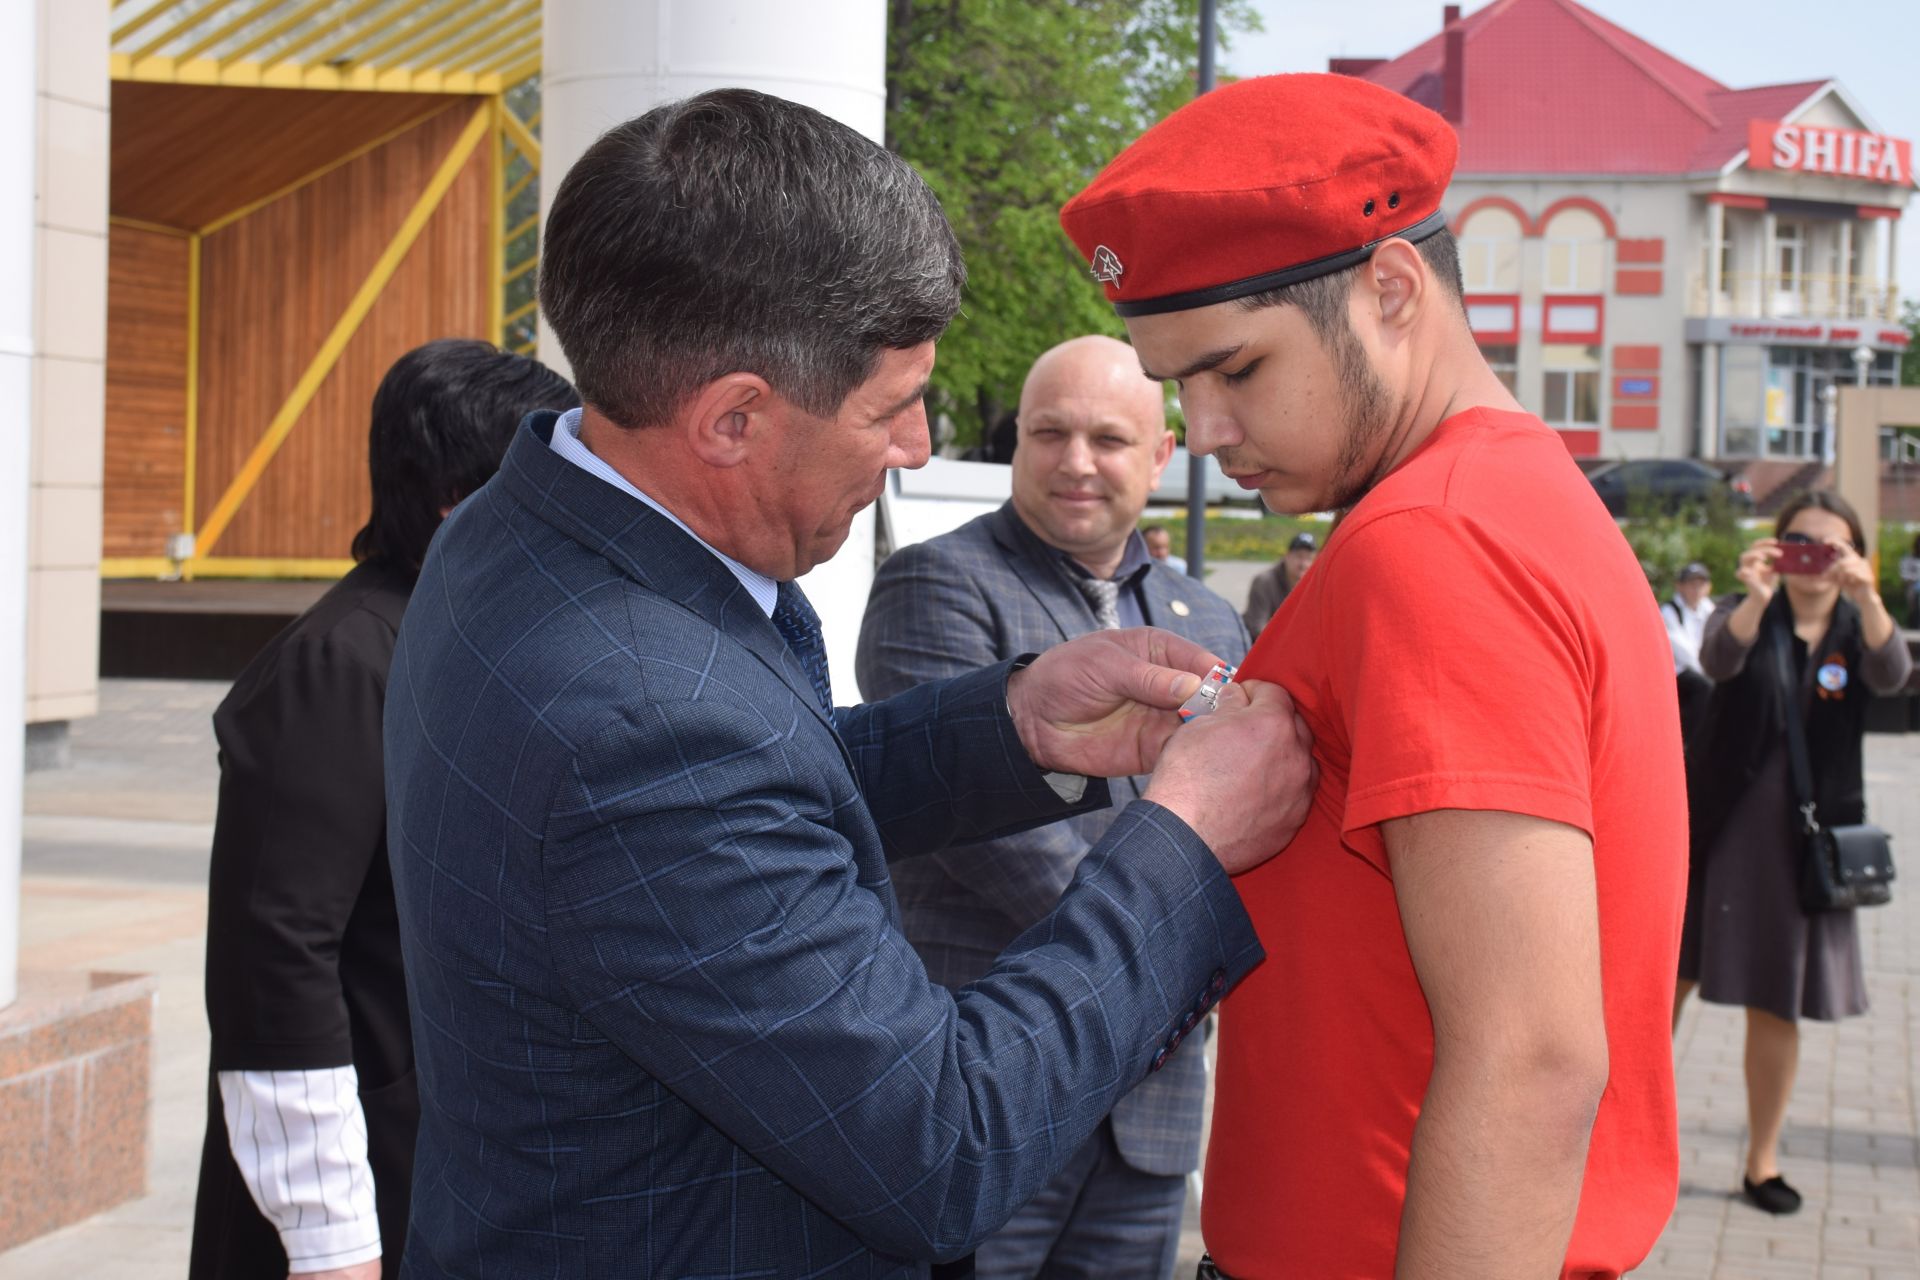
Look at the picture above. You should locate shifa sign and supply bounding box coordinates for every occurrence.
[1748,120,1912,185]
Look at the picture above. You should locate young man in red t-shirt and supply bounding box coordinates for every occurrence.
[1060,75,1686,1278]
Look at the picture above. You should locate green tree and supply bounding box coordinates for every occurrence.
[886,0,1259,446]
[1903,297,1920,386]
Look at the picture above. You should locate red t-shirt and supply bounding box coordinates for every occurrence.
[1202,408,1684,1278]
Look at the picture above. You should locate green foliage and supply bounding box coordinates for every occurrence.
[1144,512,1329,563]
[1884,521,1920,624]
[886,0,1259,445]
[1616,488,1751,601]
[1903,298,1920,387]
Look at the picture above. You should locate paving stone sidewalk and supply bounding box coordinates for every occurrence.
[4,680,1918,1278]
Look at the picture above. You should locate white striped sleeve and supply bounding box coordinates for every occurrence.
[218,1067,382,1274]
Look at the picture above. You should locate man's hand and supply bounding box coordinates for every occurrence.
[293,1261,380,1280]
[1005,627,1224,779]
[1143,680,1317,874]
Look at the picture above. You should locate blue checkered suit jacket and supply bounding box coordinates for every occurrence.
[384,414,1264,1278]
[856,505,1249,1178]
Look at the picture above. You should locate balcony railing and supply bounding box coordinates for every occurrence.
[1689,272,1901,322]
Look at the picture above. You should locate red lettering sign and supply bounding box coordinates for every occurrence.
[1750,120,1912,184]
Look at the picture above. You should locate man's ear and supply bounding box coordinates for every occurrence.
[682,373,775,468]
[1360,237,1428,334]
[1148,426,1176,483]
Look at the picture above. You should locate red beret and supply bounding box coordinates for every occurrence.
[1060,74,1458,316]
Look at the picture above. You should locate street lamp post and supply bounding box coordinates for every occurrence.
[1186,0,1217,579]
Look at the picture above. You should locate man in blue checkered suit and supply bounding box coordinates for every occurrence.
[857,336,1249,1279]
[384,90,1317,1279]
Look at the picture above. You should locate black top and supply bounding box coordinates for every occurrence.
[203,558,415,1087]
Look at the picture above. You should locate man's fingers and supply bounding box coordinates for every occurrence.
[1116,626,1223,679]
[1237,678,1296,716]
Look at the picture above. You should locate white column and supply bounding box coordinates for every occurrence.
[537,0,890,698]
[1837,219,1853,318]
[1705,201,1725,317]
[1760,211,1778,318]
[0,1,37,1010]
[1875,217,1891,320]
[1888,218,1901,317]
[1700,343,1722,459]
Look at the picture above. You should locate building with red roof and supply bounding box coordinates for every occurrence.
[1341,0,1911,464]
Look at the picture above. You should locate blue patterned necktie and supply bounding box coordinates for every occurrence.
[772,580,833,714]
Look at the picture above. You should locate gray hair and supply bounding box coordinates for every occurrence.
[538,88,965,428]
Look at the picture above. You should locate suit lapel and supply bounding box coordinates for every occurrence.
[497,413,850,759]
[987,504,1096,643]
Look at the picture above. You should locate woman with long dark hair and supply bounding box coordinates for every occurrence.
[1675,491,1910,1216]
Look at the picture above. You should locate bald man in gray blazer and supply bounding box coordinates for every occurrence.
[858,337,1249,1280]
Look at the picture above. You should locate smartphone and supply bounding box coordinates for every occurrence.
[1775,542,1838,575]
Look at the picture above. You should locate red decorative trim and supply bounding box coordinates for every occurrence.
[1463,293,1521,344]
[1612,374,1659,400]
[1452,195,1538,237]
[1707,192,1768,210]
[1611,405,1659,431]
[1542,294,1605,344]
[1615,238,1664,264]
[1538,196,1617,239]
[1612,345,1662,372]
[1858,205,1902,220]
[1614,268,1664,296]
[1556,429,1602,457]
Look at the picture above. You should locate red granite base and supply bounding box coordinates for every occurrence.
[0,970,158,1251]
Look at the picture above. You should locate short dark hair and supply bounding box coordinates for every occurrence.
[352,339,578,569]
[1142,523,1167,537]
[539,88,965,429]
[1237,228,1465,346]
[1774,490,1866,555]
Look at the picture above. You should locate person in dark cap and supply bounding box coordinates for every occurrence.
[1664,561,1716,677]
[1062,72,1685,1278]
[1241,530,1317,636]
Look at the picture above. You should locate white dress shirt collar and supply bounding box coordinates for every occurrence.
[549,407,778,617]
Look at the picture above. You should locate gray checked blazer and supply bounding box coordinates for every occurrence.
[384,416,1263,1278]
[856,503,1250,1177]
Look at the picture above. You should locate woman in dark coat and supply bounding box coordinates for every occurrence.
[188,341,576,1280]
[1676,491,1910,1217]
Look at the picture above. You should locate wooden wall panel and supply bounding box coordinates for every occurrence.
[103,224,189,559]
[195,106,492,562]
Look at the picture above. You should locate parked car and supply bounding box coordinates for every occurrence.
[1148,447,1263,506]
[1586,458,1754,517]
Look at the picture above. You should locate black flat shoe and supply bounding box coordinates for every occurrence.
[1743,1174,1803,1215]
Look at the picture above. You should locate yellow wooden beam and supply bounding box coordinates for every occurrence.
[347,0,494,71]
[499,103,540,168]
[503,166,535,205]
[503,254,537,285]
[499,60,542,93]
[188,557,355,579]
[505,212,538,243]
[174,0,296,65]
[473,26,542,76]
[130,0,234,62]
[380,0,529,71]
[502,298,538,327]
[193,103,492,558]
[108,214,193,237]
[524,109,541,130]
[198,101,456,236]
[511,340,536,356]
[274,0,391,67]
[216,0,339,66]
[112,0,190,47]
[99,557,180,579]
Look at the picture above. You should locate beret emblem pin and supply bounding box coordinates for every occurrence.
[1090,245,1125,285]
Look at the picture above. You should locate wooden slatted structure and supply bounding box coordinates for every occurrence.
[101,0,544,579]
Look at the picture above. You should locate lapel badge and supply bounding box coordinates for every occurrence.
[1170,599,1191,617]
[1090,245,1124,284]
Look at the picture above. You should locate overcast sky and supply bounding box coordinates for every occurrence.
[1223,0,1918,305]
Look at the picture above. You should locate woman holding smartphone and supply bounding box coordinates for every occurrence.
[1675,491,1910,1215]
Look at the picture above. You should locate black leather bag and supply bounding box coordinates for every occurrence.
[1773,627,1895,913]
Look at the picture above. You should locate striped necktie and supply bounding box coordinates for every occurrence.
[772,580,833,713]
[1074,576,1122,630]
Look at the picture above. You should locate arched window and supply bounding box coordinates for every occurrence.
[1542,206,1608,293]
[1458,206,1524,292]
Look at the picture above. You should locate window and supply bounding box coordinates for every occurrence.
[1775,222,1804,289]
[1542,343,1601,426]
[1458,206,1523,291]
[1480,344,1518,394]
[1543,207,1607,292]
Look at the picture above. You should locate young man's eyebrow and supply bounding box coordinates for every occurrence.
[1138,343,1245,382]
